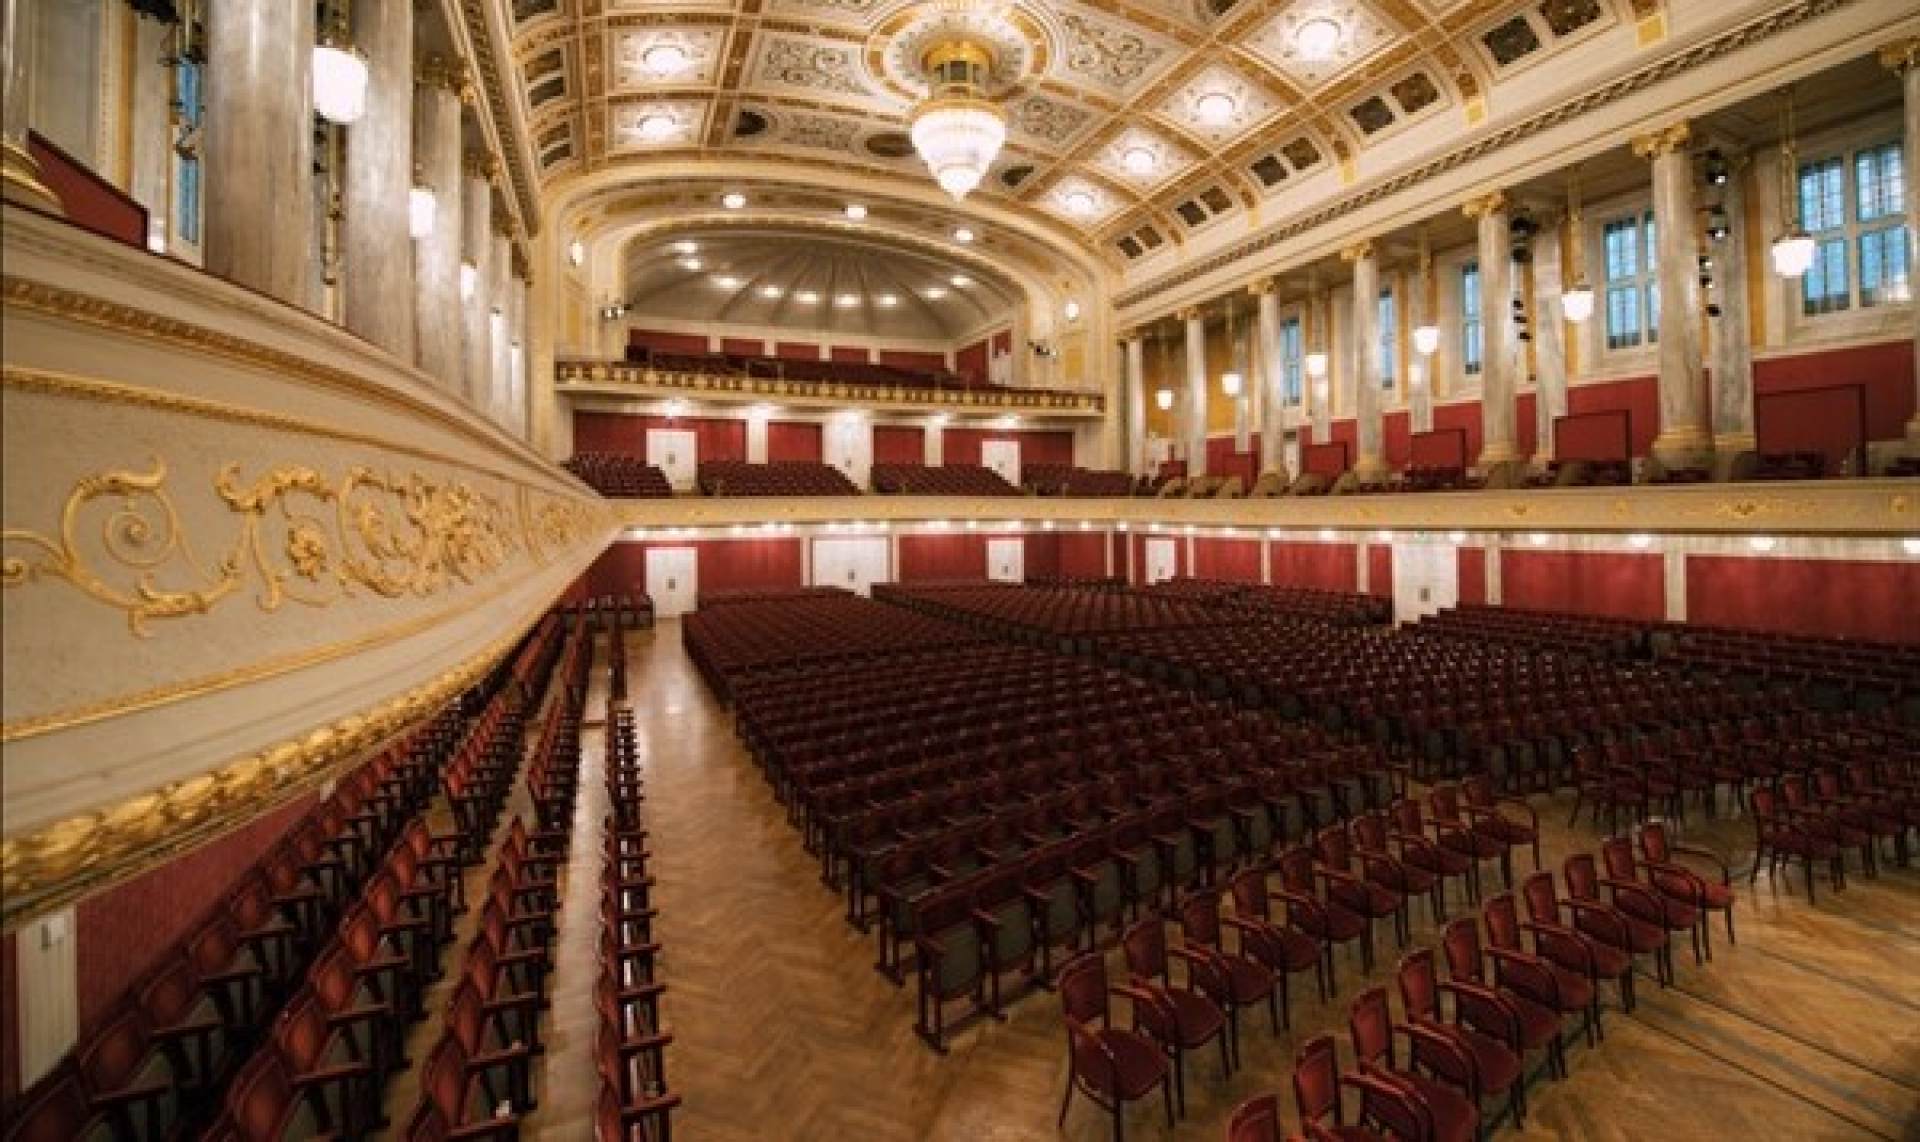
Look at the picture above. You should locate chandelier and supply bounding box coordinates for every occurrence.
[312,12,368,125]
[909,41,1007,201]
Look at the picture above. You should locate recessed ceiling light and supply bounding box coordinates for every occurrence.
[924,286,948,300]
[794,290,819,304]
[953,227,975,243]
[758,284,783,299]
[1295,18,1342,62]
[877,294,898,307]
[643,43,691,76]
[950,275,971,288]
[678,257,703,271]
[1195,92,1236,126]
[721,192,747,209]
[1121,146,1157,175]
[845,203,868,220]
[1064,190,1097,216]
[636,113,678,142]
[835,293,861,308]
[672,240,698,255]
[713,275,741,289]
[1064,299,1082,322]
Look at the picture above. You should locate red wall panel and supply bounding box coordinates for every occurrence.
[1755,340,1914,442]
[766,421,823,463]
[1383,411,1412,469]
[1193,538,1262,582]
[1500,550,1664,621]
[1567,376,1659,457]
[1204,436,1260,485]
[1516,392,1538,461]
[1367,545,1393,599]
[1685,556,1920,643]
[1555,410,1634,463]
[76,795,315,1035]
[721,337,765,357]
[1432,400,1484,465]
[872,425,925,465]
[1754,385,1867,471]
[1330,419,1357,454]
[831,345,871,363]
[582,540,805,597]
[1024,534,1060,579]
[899,534,988,581]
[1301,441,1350,478]
[956,340,989,385]
[879,350,947,373]
[29,132,148,248]
[628,328,709,355]
[1058,533,1109,578]
[1457,546,1487,606]
[571,412,746,461]
[942,428,1073,467]
[992,329,1014,354]
[1269,542,1356,591]
[1410,428,1470,469]
[775,341,820,361]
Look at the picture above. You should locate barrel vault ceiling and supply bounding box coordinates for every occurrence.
[506,0,1683,271]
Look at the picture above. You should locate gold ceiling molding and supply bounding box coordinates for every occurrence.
[0,605,547,930]
[456,0,542,234]
[1115,0,1859,312]
[557,360,1106,415]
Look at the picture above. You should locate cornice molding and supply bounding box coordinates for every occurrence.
[556,360,1106,416]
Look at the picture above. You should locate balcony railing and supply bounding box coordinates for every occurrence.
[555,358,1107,415]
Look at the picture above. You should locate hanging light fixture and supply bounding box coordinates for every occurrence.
[1560,169,1595,323]
[408,166,437,240]
[910,41,1007,200]
[1413,230,1440,355]
[1770,86,1815,279]
[312,7,369,125]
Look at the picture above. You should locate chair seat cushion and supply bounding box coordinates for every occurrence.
[1164,988,1225,1046]
[1095,1029,1168,1099]
[1223,957,1274,1002]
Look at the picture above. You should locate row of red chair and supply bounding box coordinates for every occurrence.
[870,463,1019,496]
[562,454,673,498]
[695,460,859,497]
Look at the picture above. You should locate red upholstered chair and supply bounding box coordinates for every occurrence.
[1637,820,1736,955]
[1274,846,1371,984]
[1749,786,1844,904]
[1117,918,1230,1115]
[221,1048,335,1141]
[1439,917,1565,1079]
[1225,1093,1284,1142]
[1522,871,1634,1013]
[1428,785,1510,894]
[1346,987,1479,1142]
[72,1005,183,1141]
[271,989,377,1137]
[1460,776,1540,875]
[1226,868,1328,1018]
[1290,1035,1397,1142]
[1396,948,1524,1130]
[595,1022,679,1138]
[410,1036,523,1140]
[1314,825,1408,951]
[1351,812,1442,924]
[1056,953,1175,1142]
[1600,836,1701,970]
[1483,892,1598,1047]
[1387,799,1476,910]
[1563,853,1669,989]
[4,1065,107,1142]
[1179,891,1281,1053]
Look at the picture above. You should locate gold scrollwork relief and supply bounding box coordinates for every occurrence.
[3,457,530,635]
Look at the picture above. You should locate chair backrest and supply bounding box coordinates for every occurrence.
[1482,893,1522,951]
[274,988,332,1073]
[1347,986,1394,1069]
[136,956,201,1027]
[224,1049,294,1142]
[1277,846,1315,893]
[1179,891,1223,947]
[1440,917,1483,982]
[1520,871,1560,925]
[1120,919,1167,982]
[1429,784,1463,823]
[1292,1035,1344,1126]
[1315,825,1352,869]
[1599,836,1638,881]
[7,1067,96,1142]
[1351,812,1390,852]
[76,1004,152,1095]
[1225,1093,1283,1142]
[422,1036,471,1123]
[1396,949,1441,1022]
[1056,952,1109,1025]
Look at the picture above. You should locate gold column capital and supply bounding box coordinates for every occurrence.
[416,53,472,100]
[1461,191,1508,220]
[1880,37,1920,75]
[1340,239,1376,264]
[1247,277,1278,297]
[1174,306,1205,324]
[1631,120,1692,160]
[1120,327,1147,343]
[464,151,503,183]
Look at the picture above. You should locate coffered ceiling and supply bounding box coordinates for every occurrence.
[506,0,1752,273]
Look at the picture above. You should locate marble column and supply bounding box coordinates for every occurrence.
[1884,40,1920,448]
[490,229,512,425]
[1710,154,1757,454]
[1179,307,1208,477]
[1636,120,1712,471]
[1253,279,1285,474]
[1309,289,1331,442]
[1532,214,1570,463]
[341,0,413,360]
[1409,257,1435,434]
[0,0,57,211]
[204,0,313,308]
[513,274,530,436]
[461,155,495,408]
[1345,241,1385,479]
[412,58,463,387]
[1123,333,1147,475]
[1464,192,1516,466]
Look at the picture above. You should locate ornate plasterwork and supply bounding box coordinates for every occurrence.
[1160,64,1278,143]
[557,359,1106,415]
[1054,7,1172,95]
[611,101,705,149]
[1006,92,1096,147]
[1096,127,1195,189]
[752,36,875,99]
[611,26,725,89]
[1249,1,1397,89]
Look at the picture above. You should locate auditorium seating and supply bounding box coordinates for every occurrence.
[1021,463,1137,497]
[695,460,859,497]
[869,462,1020,496]
[563,453,674,498]
[624,345,991,392]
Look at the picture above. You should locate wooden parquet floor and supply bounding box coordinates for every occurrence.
[533,624,1920,1142]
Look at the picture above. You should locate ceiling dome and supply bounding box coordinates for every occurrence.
[620,228,1018,341]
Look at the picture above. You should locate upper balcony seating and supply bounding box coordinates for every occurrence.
[564,453,674,498]
[1020,464,1136,497]
[870,463,1019,496]
[626,345,993,392]
[1750,450,1830,481]
[696,460,860,497]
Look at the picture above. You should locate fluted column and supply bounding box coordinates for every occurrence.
[0,0,57,211]
[1410,250,1435,434]
[1636,120,1712,471]
[1308,289,1331,442]
[1179,307,1208,476]
[511,273,530,436]
[1464,192,1516,466]
[339,0,413,358]
[490,229,512,424]
[460,155,495,408]
[204,0,314,308]
[412,58,463,387]
[1885,40,1920,448]
[1711,154,1757,454]
[1532,214,1570,463]
[1253,279,1285,474]
[1345,241,1385,478]
[1123,332,1147,475]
